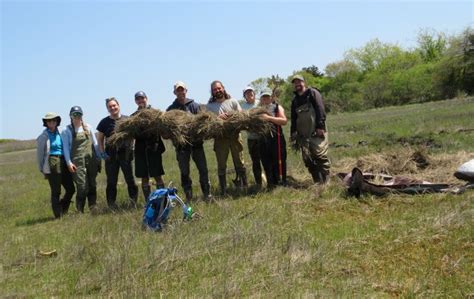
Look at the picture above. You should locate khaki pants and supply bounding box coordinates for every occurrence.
[214,134,246,176]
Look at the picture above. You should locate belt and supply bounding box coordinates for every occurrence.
[49,154,63,157]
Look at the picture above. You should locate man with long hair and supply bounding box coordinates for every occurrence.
[206,80,247,195]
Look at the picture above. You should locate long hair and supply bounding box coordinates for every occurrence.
[208,80,232,103]
[70,118,89,139]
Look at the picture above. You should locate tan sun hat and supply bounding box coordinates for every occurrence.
[42,112,61,127]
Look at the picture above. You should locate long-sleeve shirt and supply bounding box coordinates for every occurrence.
[61,123,100,166]
[290,87,326,134]
[36,127,66,174]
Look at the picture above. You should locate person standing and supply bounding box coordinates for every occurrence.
[37,112,75,218]
[133,91,166,202]
[259,90,288,187]
[62,106,101,213]
[290,75,330,184]
[97,97,138,209]
[206,80,247,195]
[166,81,211,201]
[240,86,264,187]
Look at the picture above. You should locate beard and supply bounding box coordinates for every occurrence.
[214,91,224,99]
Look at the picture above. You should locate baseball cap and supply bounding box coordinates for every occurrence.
[174,81,187,91]
[134,91,147,98]
[291,74,305,83]
[260,90,272,97]
[69,106,83,116]
[242,85,255,94]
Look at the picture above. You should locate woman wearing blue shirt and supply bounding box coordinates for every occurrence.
[36,112,75,218]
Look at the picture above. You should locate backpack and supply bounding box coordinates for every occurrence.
[142,187,193,231]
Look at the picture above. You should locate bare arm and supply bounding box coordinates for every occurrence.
[97,131,105,153]
[261,105,288,126]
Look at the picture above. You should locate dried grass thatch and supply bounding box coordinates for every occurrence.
[335,148,474,184]
[107,107,273,148]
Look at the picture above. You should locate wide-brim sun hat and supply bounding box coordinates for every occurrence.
[42,112,61,127]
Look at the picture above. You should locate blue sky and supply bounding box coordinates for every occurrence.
[1,1,472,140]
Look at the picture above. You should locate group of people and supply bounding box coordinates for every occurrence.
[36,75,330,218]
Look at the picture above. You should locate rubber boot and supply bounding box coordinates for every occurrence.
[51,195,62,219]
[310,169,329,185]
[61,198,71,215]
[142,185,151,203]
[185,189,193,202]
[76,197,86,213]
[201,181,212,201]
[88,191,98,214]
[240,171,248,188]
[218,175,227,196]
[348,168,390,197]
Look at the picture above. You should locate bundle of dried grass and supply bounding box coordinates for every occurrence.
[107,107,273,148]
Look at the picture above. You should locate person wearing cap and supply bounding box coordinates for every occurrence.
[240,86,264,187]
[62,106,101,213]
[37,112,75,218]
[132,91,166,201]
[97,97,138,209]
[166,81,211,201]
[206,80,247,195]
[259,90,288,187]
[290,74,331,184]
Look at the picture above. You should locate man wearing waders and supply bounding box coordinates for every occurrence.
[240,86,264,188]
[259,90,288,187]
[290,75,330,184]
[166,81,211,201]
[63,106,101,213]
[133,91,166,202]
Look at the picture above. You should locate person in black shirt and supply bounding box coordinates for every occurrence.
[132,91,166,202]
[97,97,138,208]
[166,81,211,201]
[290,75,330,184]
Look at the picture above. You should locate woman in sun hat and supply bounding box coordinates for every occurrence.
[62,106,101,213]
[36,112,76,218]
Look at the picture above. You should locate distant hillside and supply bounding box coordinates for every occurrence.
[0,139,36,153]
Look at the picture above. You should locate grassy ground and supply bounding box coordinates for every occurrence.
[1,98,473,297]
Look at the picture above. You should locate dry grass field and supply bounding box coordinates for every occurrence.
[0,98,473,297]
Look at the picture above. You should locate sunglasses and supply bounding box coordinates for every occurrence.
[71,112,82,117]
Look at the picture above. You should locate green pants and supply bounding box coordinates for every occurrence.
[47,155,75,218]
[72,154,98,204]
[301,132,331,177]
[214,134,246,176]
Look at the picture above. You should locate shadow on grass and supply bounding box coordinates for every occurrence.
[15,216,56,227]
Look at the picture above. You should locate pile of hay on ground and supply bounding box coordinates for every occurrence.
[107,107,273,148]
[334,148,473,184]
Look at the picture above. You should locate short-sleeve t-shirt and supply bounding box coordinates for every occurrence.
[206,98,241,115]
[240,100,260,140]
[96,115,128,138]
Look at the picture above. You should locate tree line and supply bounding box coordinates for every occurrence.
[250,27,473,112]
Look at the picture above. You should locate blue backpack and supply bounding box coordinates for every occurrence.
[142,187,193,231]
